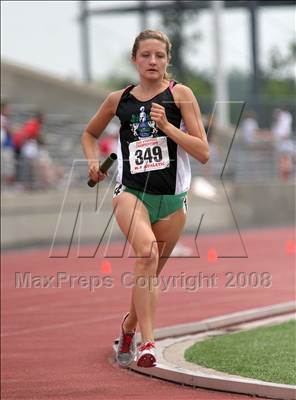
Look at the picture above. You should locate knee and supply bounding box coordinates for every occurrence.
[136,244,159,271]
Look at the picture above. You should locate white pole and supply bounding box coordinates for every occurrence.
[212,0,229,128]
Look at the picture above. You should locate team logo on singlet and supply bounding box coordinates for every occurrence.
[130,106,158,139]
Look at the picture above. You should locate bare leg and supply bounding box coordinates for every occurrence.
[113,192,158,343]
[122,208,186,334]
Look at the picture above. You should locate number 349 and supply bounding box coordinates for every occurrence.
[135,146,162,165]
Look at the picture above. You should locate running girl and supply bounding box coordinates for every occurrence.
[81,30,209,368]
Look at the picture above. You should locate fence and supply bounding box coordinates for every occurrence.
[2,106,295,191]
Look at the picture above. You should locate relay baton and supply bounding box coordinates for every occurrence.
[87,153,117,187]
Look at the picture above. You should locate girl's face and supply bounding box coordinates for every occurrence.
[133,39,169,81]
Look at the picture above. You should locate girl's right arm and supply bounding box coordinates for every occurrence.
[81,90,122,183]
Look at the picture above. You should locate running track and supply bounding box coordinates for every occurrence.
[1,227,295,400]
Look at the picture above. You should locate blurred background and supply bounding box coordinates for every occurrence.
[1,0,295,250]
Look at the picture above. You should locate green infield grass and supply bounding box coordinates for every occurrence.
[184,319,296,385]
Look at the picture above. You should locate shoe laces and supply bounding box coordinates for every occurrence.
[139,341,155,352]
[119,332,134,353]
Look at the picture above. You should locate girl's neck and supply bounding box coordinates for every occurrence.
[137,78,169,93]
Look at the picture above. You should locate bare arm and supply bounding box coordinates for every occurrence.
[150,85,209,164]
[81,90,122,182]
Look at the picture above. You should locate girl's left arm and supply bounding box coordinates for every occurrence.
[150,85,209,164]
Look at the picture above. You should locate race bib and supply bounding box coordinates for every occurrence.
[129,136,170,174]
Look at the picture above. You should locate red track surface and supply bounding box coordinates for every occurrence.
[1,227,295,400]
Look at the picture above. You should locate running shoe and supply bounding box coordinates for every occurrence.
[115,313,136,368]
[136,341,157,368]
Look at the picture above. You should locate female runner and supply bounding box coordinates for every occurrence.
[81,30,209,368]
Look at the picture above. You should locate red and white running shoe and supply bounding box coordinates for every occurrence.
[115,313,136,368]
[136,341,156,368]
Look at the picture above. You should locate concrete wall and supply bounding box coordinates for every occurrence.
[1,60,107,119]
[2,181,295,250]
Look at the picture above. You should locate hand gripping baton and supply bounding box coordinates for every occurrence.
[87,153,117,188]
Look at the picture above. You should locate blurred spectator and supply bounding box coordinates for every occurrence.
[1,101,12,145]
[204,114,214,144]
[203,114,221,177]
[1,100,15,185]
[191,114,219,201]
[13,111,44,184]
[240,111,260,145]
[98,121,118,160]
[35,143,64,189]
[98,122,119,181]
[271,108,294,181]
[279,153,294,181]
[271,108,293,150]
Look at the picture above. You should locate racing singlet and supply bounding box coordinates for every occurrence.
[115,80,191,195]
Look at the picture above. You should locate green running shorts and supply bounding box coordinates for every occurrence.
[113,183,188,224]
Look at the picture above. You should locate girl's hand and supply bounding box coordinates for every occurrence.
[88,160,107,183]
[150,102,170,132]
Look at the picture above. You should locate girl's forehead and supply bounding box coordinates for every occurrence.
[138,39,166,52]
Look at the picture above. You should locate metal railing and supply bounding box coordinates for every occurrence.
[2,107,295,191]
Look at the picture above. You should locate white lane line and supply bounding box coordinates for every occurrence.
[1,314,120,337]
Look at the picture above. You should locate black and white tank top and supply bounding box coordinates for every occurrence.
[115,80,191,195]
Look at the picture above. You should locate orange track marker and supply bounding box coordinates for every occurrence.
[100,260,112,274]
[285,240,296,255]
[208,248,218,262]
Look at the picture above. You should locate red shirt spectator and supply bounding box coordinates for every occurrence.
[13,112,43,151]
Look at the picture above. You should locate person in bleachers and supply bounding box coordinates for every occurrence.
[271,108,294,181]
[1,100,15,185]
[13,111,44,186]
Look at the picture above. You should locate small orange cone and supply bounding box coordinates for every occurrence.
[208,248,218,262]
[285,240,296,255]
[100,260,112,274]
